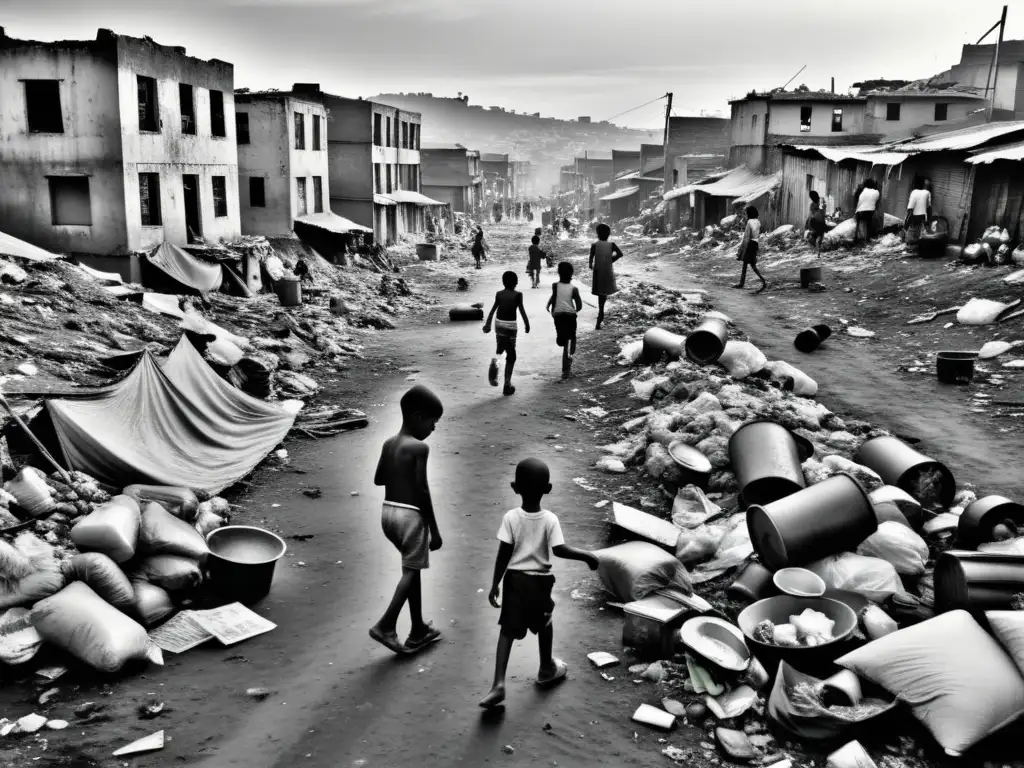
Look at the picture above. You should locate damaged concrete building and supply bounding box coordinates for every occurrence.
[420,146,483,214]
[0,27,241,268]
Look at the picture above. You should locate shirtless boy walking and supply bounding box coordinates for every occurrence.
[369,384,445,655]
[483,270,530,396]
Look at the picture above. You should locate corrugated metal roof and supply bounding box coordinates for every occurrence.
[600,185,640,202]
[967,140,1024,165]
[373,194,396,206]
[295,212,373,234]
[788,145,911,165]
[891,120,1024,152]
[664,166,779,203]
[386,190,447,206]
[662,168,736,201]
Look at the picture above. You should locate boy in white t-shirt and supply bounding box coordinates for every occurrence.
[479,458,598,709]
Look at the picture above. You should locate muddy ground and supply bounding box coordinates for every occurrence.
[0,221,1021,768]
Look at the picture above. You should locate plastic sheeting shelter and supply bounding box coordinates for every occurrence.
[142,243,223,294]
[47,336,297,494]
[0,230,62,262]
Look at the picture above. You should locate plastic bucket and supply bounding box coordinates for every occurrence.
[958,495,1024,549]
[934,550,1024,613]
[206,525,287,604]
[641,327,686,363]
[747,472,876,571]
[684,317,728,365]
[729,421,810,508]
[275,279,302,307]
[794,324,832,354]
[936,351,977,385]
[854,435,956,509]
[727,560,777,603]
[800,266,823,288]
[449,305,484,321]
[667,441,712,490]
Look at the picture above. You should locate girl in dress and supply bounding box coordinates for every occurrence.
[588,223,623,330]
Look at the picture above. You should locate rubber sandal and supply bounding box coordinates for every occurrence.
[405,625,442,651]
[369,626,410,655]
[536,659,568,687]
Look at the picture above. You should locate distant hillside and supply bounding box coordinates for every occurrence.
[373,92,661,192]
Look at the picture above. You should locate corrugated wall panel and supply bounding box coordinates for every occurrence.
[968,163,1024,242]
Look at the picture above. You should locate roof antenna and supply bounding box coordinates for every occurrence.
[779,65,807,92]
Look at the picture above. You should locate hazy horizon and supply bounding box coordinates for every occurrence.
[2,0,1020,130]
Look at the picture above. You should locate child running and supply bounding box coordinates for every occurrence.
[546,261,583,379]
[369,385,445,656]
[479,458,599,709]
[483,270,530,396]
[527,236,545,288]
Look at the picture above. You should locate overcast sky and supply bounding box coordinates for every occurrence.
[3,0,1020,128]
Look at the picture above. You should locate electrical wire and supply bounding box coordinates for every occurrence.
[600,94,668,124]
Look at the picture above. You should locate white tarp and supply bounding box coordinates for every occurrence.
[0,231,62,262]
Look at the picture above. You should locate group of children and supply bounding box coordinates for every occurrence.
[370,384,599,710]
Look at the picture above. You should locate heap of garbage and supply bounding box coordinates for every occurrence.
[962,226,1023,267]
[582,280,1024,765]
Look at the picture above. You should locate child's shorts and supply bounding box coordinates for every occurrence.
[499,570,556,640]
[553,313,577,347]
[494,319,518,355]
[381,501,429,570]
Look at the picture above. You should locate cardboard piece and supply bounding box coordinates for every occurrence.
[587,651,620,668]
[632,704,676,730]
[113,730,165,757]
[612,501,681,550]
[148,612,214,654]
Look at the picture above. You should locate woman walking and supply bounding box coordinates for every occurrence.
[854,179,880,244]
[733,206,767,293]
[472,226,487,269]
[805,191,826,253]
[589,223,623,330]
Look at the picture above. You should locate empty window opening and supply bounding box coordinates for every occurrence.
[210,90,226,137]
[296,177,308,216]
[295,112,305,150]
[394,118,399,147]
[934,103,948,121]
[137,75,159,132]
[799,106,812,132]
[374,164,382,193]
[249,177,265,208]
[373,113,382,145]
[832,108,843,132]
[236,112,250,144]
[48,177,91,225]
[212,176,228,217]
[385,116,392,147]
[751,113,758,132]
[25,80,63,133]
[313,176,323,213]
[180,84,195,135]
[386,166,392,193]
[886,102,901,121]
[313,115,322,151]
[139,173,162,226]
[402,121,408,149]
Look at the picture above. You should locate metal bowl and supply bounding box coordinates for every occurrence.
[737,595,857,652]
[206,526,287,604]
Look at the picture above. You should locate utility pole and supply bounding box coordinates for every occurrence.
[663,92,673,146]
[988,5,1008,121]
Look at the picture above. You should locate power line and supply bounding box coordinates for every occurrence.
[601,94,669,124]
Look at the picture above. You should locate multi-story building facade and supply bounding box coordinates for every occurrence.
[421,145,483,213]
[0,27,240,261]
[234,90,329,235]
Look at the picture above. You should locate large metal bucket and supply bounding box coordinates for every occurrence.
[206,525,287,604]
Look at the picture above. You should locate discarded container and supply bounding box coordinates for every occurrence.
[641,327,685,363]
[800,266,823,288]
[416,243,440,261]
[685,316,729,365]
[918,217,949,260]
[794,325,832,354]
[275,278,302,307]
[449,305,484,321]
[958,495,1024,549]
[936,351,977,385]
[727,561,777,603]
[679,616,751,672]
[934,550,1024,613]
[622,594,688,660]
[773,568,826,598]
[205,526,287,604]
[729,421,810,508]
[666,441,713,491]
[737,595,857,665]
[747,473,876,571]
[855,436,956,509]
[820,669,863,707]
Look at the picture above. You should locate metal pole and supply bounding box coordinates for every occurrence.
[988,5,1008,121]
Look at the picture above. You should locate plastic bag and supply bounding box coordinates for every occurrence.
[139,502,209,562]
[962,243,983,262]
[1012,245,1024,266]
[122,485,199,522]
[675,523,727,564]
[632,375,671,400]
[596,542,692,600]
[65,552,134,610]
[805,553,903,603]
[861,604,898,640]
[856,521,928,576]
[206,337,244,367]
[957,298,1013,326]
[31,582,162,673]
[619,340,644,364]
[130,555,202,592]
[130,580,176,628]
[0,607,43,665]
[824,219,857,245]
[0,535,66,610]
[717,341,767,380]
[671,486,722,529]
[70,495,141,563]
[194,507,226,538]
[2,467,55,517]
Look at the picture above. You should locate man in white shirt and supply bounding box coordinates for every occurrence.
[854,178,881,244]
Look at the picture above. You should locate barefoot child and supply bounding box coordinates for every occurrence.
[480,458,599,709]
[369,385,445,655]
[545,261,583,378]
[527,236,545,288]
[483,271,530,396]
[733,205,767,293]
[589,223,622,330]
